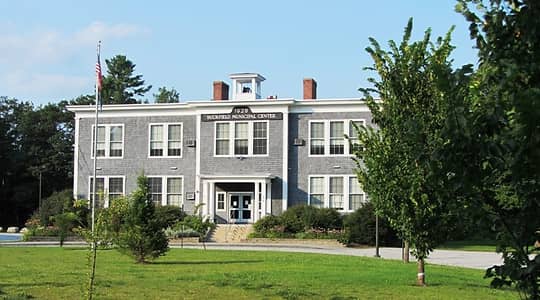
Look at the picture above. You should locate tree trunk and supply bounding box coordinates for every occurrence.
[403,241,410,263]
[417,258,426,286]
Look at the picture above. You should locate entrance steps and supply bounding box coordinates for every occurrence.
[208,224,253,243]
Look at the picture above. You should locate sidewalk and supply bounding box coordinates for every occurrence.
[0,241,503,270]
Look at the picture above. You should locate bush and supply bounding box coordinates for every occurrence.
[252,205,345,239]
[342,202,399,246]
[38,189,73,226]
[253,215,282,235]
[154,205,186,228]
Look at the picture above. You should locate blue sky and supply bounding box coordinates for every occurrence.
[0,1,477,105]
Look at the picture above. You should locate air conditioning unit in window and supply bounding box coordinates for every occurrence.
[185,139,196,147]
[293,138,304,146]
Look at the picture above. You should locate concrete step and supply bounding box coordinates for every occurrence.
[208,224,253,243]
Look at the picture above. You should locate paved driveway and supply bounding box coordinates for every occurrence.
[171,243,503,270]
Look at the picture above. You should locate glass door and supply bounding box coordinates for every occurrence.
[229,193,252,223]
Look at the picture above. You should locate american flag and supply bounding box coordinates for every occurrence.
[96,52,102,91]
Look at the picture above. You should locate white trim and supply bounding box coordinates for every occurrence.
[87,175,126,208]
[147,122,183,158]
[216,191,226,211]
[308,119,365,157]
[282,111,288,212]
[195,114,201,207]
[307,174,363,212]
[73,117,80,199]
[90,123,125,159]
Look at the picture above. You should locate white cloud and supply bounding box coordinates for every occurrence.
[0,22,150,102]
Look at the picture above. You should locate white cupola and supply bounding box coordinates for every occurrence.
[230,73,265,100]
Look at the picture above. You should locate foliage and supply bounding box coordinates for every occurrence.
[341,203,399,246]
[154,205,186,228]
[456,1,540,298]
[354,18,471,285]
[37,189,73,226]
[176,215,215,242]
[51,212,79,247]
[252,205,345,239]
[101,55,152,104]
[153,86,180,103]
[115,175,168,263]
[0,98,74,227]
[0,248,519,299]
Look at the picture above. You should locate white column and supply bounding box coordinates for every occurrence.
[265,181,271,215]
[209,182,215,222]
[254,180,260,222]
[202,180,208,217]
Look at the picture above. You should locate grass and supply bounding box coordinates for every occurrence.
[0,247,517,300]
[439,239,498,252]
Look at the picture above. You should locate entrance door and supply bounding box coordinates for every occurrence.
[229,193,252,223]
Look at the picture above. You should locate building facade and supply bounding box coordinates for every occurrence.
[68,73,371,224]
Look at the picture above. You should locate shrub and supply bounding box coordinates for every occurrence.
[38,189,73,226]
[154,205,186,228]
[253,215,282,235]
[51,212,79,247]
[342,202,399,246]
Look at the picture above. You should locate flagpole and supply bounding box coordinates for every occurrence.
[91,41,101,234]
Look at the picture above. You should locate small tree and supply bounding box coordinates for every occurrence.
[354,19,471,285]
[116,175,168,263]
[153,87,180,103]
[51,212,78,247]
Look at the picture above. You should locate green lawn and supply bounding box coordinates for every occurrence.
[0,247,516,299]
[439,240,498,252]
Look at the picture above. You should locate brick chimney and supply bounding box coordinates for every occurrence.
[213,81,229,100]
[303,78,317,100]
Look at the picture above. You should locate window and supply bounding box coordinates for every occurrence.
[309,177,324,208]
[349,176,364,211]
[329,176,344,210]
[92,124,124,158]
[310,122,325,155]
[215,121,268,156]
[216,192,226,211]
[166,177,183,206]
[148,177,163,206]
[147,176,184,207]
[149,123,182,157]
[349,120,364,154]
[309,120,364,156]
[309,175,366,211]
[215,123,230,155]
[329,121,345,155]
[234,122,249,155]
[89,176,124,208]
[253,122,267,155]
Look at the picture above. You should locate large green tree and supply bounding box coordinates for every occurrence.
[0,98,74,227]
[101,55,152,104]
[354,19,471,286]
[456,1,540,298]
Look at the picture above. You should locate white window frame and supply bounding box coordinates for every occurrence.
[146,175,184,207]
[308,175,365,212]
[91,124,125,159]
[214,121,269,157]
[88,176,126,208]
[148,123,183,158]
[308,119,365,157]
[348,175,366,211]
[216,191,226,211]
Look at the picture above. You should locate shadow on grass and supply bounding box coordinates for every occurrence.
[151,260,263,265]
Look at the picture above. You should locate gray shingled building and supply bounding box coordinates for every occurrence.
[68,73,370,224]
